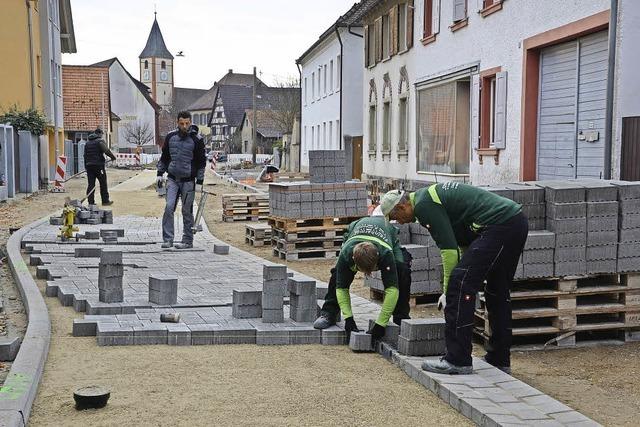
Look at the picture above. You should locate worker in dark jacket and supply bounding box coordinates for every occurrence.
[157,111,206,249]
[381,183,528,375]
[313,216,412,340]
[84,128,116,206]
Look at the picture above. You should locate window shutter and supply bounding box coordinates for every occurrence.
[493,71,508,149]
[390,5,398,56]
[470,74,480,150]
[376,18,383,62]
[433,0,441,34]
[364,25,370,67]
[407,0,414,48]
[453,0,466,22]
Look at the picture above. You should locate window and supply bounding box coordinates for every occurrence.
[207,113,211,124]
[336,119,340,146]
[312,72,315,100]
[311,126,315,150]
[329,121,333,148]
[317,125,321,147]
[329,60,334,93]
[323,122,327,146]
[216,111,223,118]
[382,101,391,152]
[382,14,390,59]
[222,126,227,136]
[304,78,308,104]
[473,70,507,150]
[399,96,408,152]
[317,70,321,100]
[368,106,377,153]
[323,64,327,95]
[161,61,166,70]
[336,55,341,90]
[367,25,376,66]
[424,0,433,37]
[144,60,148,69]
[36,55,42,86]
[417,80,470,174]
[212,127,217,136]
[452,0,467,22]
[398,3,407,51]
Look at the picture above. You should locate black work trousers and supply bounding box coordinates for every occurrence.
[444,212,528,368]
[321,247,413,322]
[86,165,110,205]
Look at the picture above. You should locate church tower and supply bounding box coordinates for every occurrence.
[139,15,174,110]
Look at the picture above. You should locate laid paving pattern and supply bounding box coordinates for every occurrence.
[24,214,601,426]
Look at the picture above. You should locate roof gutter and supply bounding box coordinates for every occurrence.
[604,0,618,179]
[335,27,344,150]
[296,62,302,171]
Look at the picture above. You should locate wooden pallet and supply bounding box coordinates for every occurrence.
[272,246,340,261]
[245,223,272,237]
[245,235,270,247]
[271,227,346,242]
[474,273,640,348]
[272,236,343,251]
[369,288,439,307]
[223,214,267,222]
[268,215,359,233]
[222,193,269,203]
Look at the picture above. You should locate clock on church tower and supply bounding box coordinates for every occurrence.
[139,15,174,109]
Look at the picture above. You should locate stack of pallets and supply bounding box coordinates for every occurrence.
[222,193,269,222]
[244,223,272,247]
[269,216,357,261]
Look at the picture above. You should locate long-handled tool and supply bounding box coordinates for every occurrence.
[192,188,216,235]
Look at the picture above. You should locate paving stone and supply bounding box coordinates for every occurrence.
[74,247,102,258]
[400,318,445,340]
[232,305,262,319]
[288,327,321,344]
[232,289,262,306]
[349,331,373,352]
[73,319,98,336]
[189,324,217,345]
[166,324,191,346]
[287,277,316,296]
[397,337,446,356]
[262,293,283,310]
[321,326,347,345]
[133,324,168,345]
[255,324,289,345]
[100,249,123,265]
[100,228,125,237]
[212,324,256,345]
[97,323,134,346]
[262,309,284,323]
[368,320,400,347]
[524,231,555,250]
[213,244,229,255]
[263,263,288,280]
[289,308,316,323]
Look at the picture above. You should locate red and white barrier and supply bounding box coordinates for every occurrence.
[115,153,141,167]
[52,155,66,192]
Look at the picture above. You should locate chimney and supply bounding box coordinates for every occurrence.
[228,69,233,74]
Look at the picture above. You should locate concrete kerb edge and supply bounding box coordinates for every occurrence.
[4,216,51,427]
[211,170,265,194]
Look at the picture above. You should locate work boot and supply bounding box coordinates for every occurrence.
[392,315,410,326]
[102,200,114,206]
[313,311,337,330]
[174,242,193,250]
[483,355,512,374]
[161,241,173,249]
[421,357,473,375]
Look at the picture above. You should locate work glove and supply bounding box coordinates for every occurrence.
[344,317,360,335]
[156,176,164,187]
[437,293,447,311]
[367,323,386,341]
[195,179,204,193]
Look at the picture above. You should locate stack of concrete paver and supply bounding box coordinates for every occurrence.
[49,201,113,226]
[232,290,262,318]
[309,150,346,183]
[148,276,178,305]
[614,181,640,272]
[397,318,446,356]
[580,180,619,275]
[288,277,317,322]
[269,181,368,219]
[262,264,287,323]
[517,230,556,279]
[98,250,124,303]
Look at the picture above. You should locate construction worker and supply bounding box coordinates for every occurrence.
[84,128,116,206]
[313,216,412,340]
[157,111,207,249]
[380,183,528,375]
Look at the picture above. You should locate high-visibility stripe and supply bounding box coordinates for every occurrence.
[346,235,392,251]
[428,184,442,205]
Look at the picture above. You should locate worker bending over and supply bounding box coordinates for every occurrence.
[381,182,527,374]
[313,216,412,340]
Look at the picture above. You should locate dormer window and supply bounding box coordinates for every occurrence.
[161,61,166,70]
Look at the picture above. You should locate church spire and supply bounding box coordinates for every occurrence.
[139,16,173,60]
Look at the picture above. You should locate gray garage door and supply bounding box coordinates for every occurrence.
[537,31,608,180]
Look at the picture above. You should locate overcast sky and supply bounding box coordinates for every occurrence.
[62,0,355,89]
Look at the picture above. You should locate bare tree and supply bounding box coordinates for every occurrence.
[260,77,301,135]
[122,121,154,147]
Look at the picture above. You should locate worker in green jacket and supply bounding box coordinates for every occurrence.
[313,216,412,340]
[381,182,528,374]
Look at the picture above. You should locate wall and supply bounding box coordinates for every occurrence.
[300,31,343,169]
[0,0,43,112]
[341,27,365,140]
[108,62,156,151]
[363,0,609,186]
[612,0,640,178]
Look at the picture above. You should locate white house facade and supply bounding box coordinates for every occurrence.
[298,3,366,172]
[362,0,613,188]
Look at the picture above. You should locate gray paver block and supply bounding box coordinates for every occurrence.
[546,202,586,219]
[232,289,262,306]
[98,288,124,304]
[84,230,100,239]
[289,328,321,344]
[255,326,289,345]
[349,331,373,352]
[167,324,191,346]
[99,264,124,278]
[289,308,316,323]
[524,230,556,250]
[133,324,168,345]
[97,323,134,346]
[189,324,217,345]
[232,305,262,319]
[213,244,229,255]
[262,293,283,310]
[523,249,554,264]
[397,337,446,356]
[263,263,288,280]
[100,249,123,265]
[74,247,102,258]
[100,228,125,237]
[321,326,347,345]
[262,309,284,323]
[289,294,317,310]
[287,277,316,296]
[0,337,21,362]
[400,318,446,340]
[523,263,554,279]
